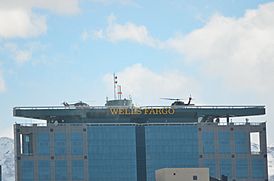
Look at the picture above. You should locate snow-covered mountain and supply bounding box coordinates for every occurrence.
[0,137,273,181]
[0,137,14,181]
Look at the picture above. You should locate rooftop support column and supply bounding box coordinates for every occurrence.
[226,116,229,125]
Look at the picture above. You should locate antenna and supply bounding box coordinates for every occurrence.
[113,73,118,100]
[117,85,122,100]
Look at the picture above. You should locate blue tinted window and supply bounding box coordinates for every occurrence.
[202,131,215,153]
[55,132,66,155]
[72,160,84,180]
[220,159,232,178]
[22,134,33,155]
[252,158,265,178]
[203,159,216,177]
[235,131,249,153]
[38,160,51,181]
[88,126,137,181]
[218,131,231,153]
[145,125,198,181]
[21,160,34,181]
[71,132,83,155]
[37,132,50,155]
[55,160,67,181]
[236,159,248,178]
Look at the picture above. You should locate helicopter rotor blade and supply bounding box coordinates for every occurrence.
[161,98,184,101]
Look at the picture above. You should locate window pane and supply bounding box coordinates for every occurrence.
[37,132,50,155]
[72,160,84,180]
[235,131,249,153]
[38,160,51,181]
[71,132,83,155]
[55,160,67,181]
[22,134,33,155]
[218,131,231,153]
[21,160,34,181]
[202,131,215,153]
[236,159,248,178]
[203,159,216,177]
[55,132,66,155]
[220,159,232,178]
[252,158,265,178]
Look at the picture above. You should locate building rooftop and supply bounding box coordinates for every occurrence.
[13,102,265,124]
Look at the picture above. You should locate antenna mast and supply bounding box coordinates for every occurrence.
[113,73,118,100]
[117,85,122,100]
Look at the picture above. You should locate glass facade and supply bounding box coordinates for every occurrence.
[21,160,34,181]
[218,130,231,153]
[235,131,249,154]
[220,159,232,179]
[236,159,248,178]
[38,160,51,181]
[15,123,267,181]
[203,159,216,177]
[71,132,83,155]
[55,160,67,181]
[55,132,66,155]
[87,126,137,181]
[252,158,265,179]
[72,160,84,180]
[202,131,215,153]
[37,132,50,155]
[145,125,199,181]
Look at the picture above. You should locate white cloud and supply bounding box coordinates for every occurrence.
[0,9,47,39]
[14,50,32,63]
[0,0,80,15]
[31,0,80,15]
[166,3,274,94]
[92,15,161,47]
[96,4,274,96]
[4,43,32,63]
[95,3,274,99]
[81,30,90,41]
[95,4,274,104]
[0,0,80,39]
[103,64,198,105]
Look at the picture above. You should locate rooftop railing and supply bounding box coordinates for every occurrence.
[16,121,265,127]
[216,122,264,126]
[13,105,265,110]
[15,123,47,127]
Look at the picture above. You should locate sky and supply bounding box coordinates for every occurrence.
[0,0,274,144]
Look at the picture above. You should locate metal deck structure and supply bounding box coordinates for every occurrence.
[13,105,265,123]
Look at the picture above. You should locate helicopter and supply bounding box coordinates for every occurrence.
[161,95,194,106]
[62,101,90,108]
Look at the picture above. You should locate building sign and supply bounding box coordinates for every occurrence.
[109,108,175,115]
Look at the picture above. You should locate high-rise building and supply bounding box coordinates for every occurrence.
[13,97,268,181]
